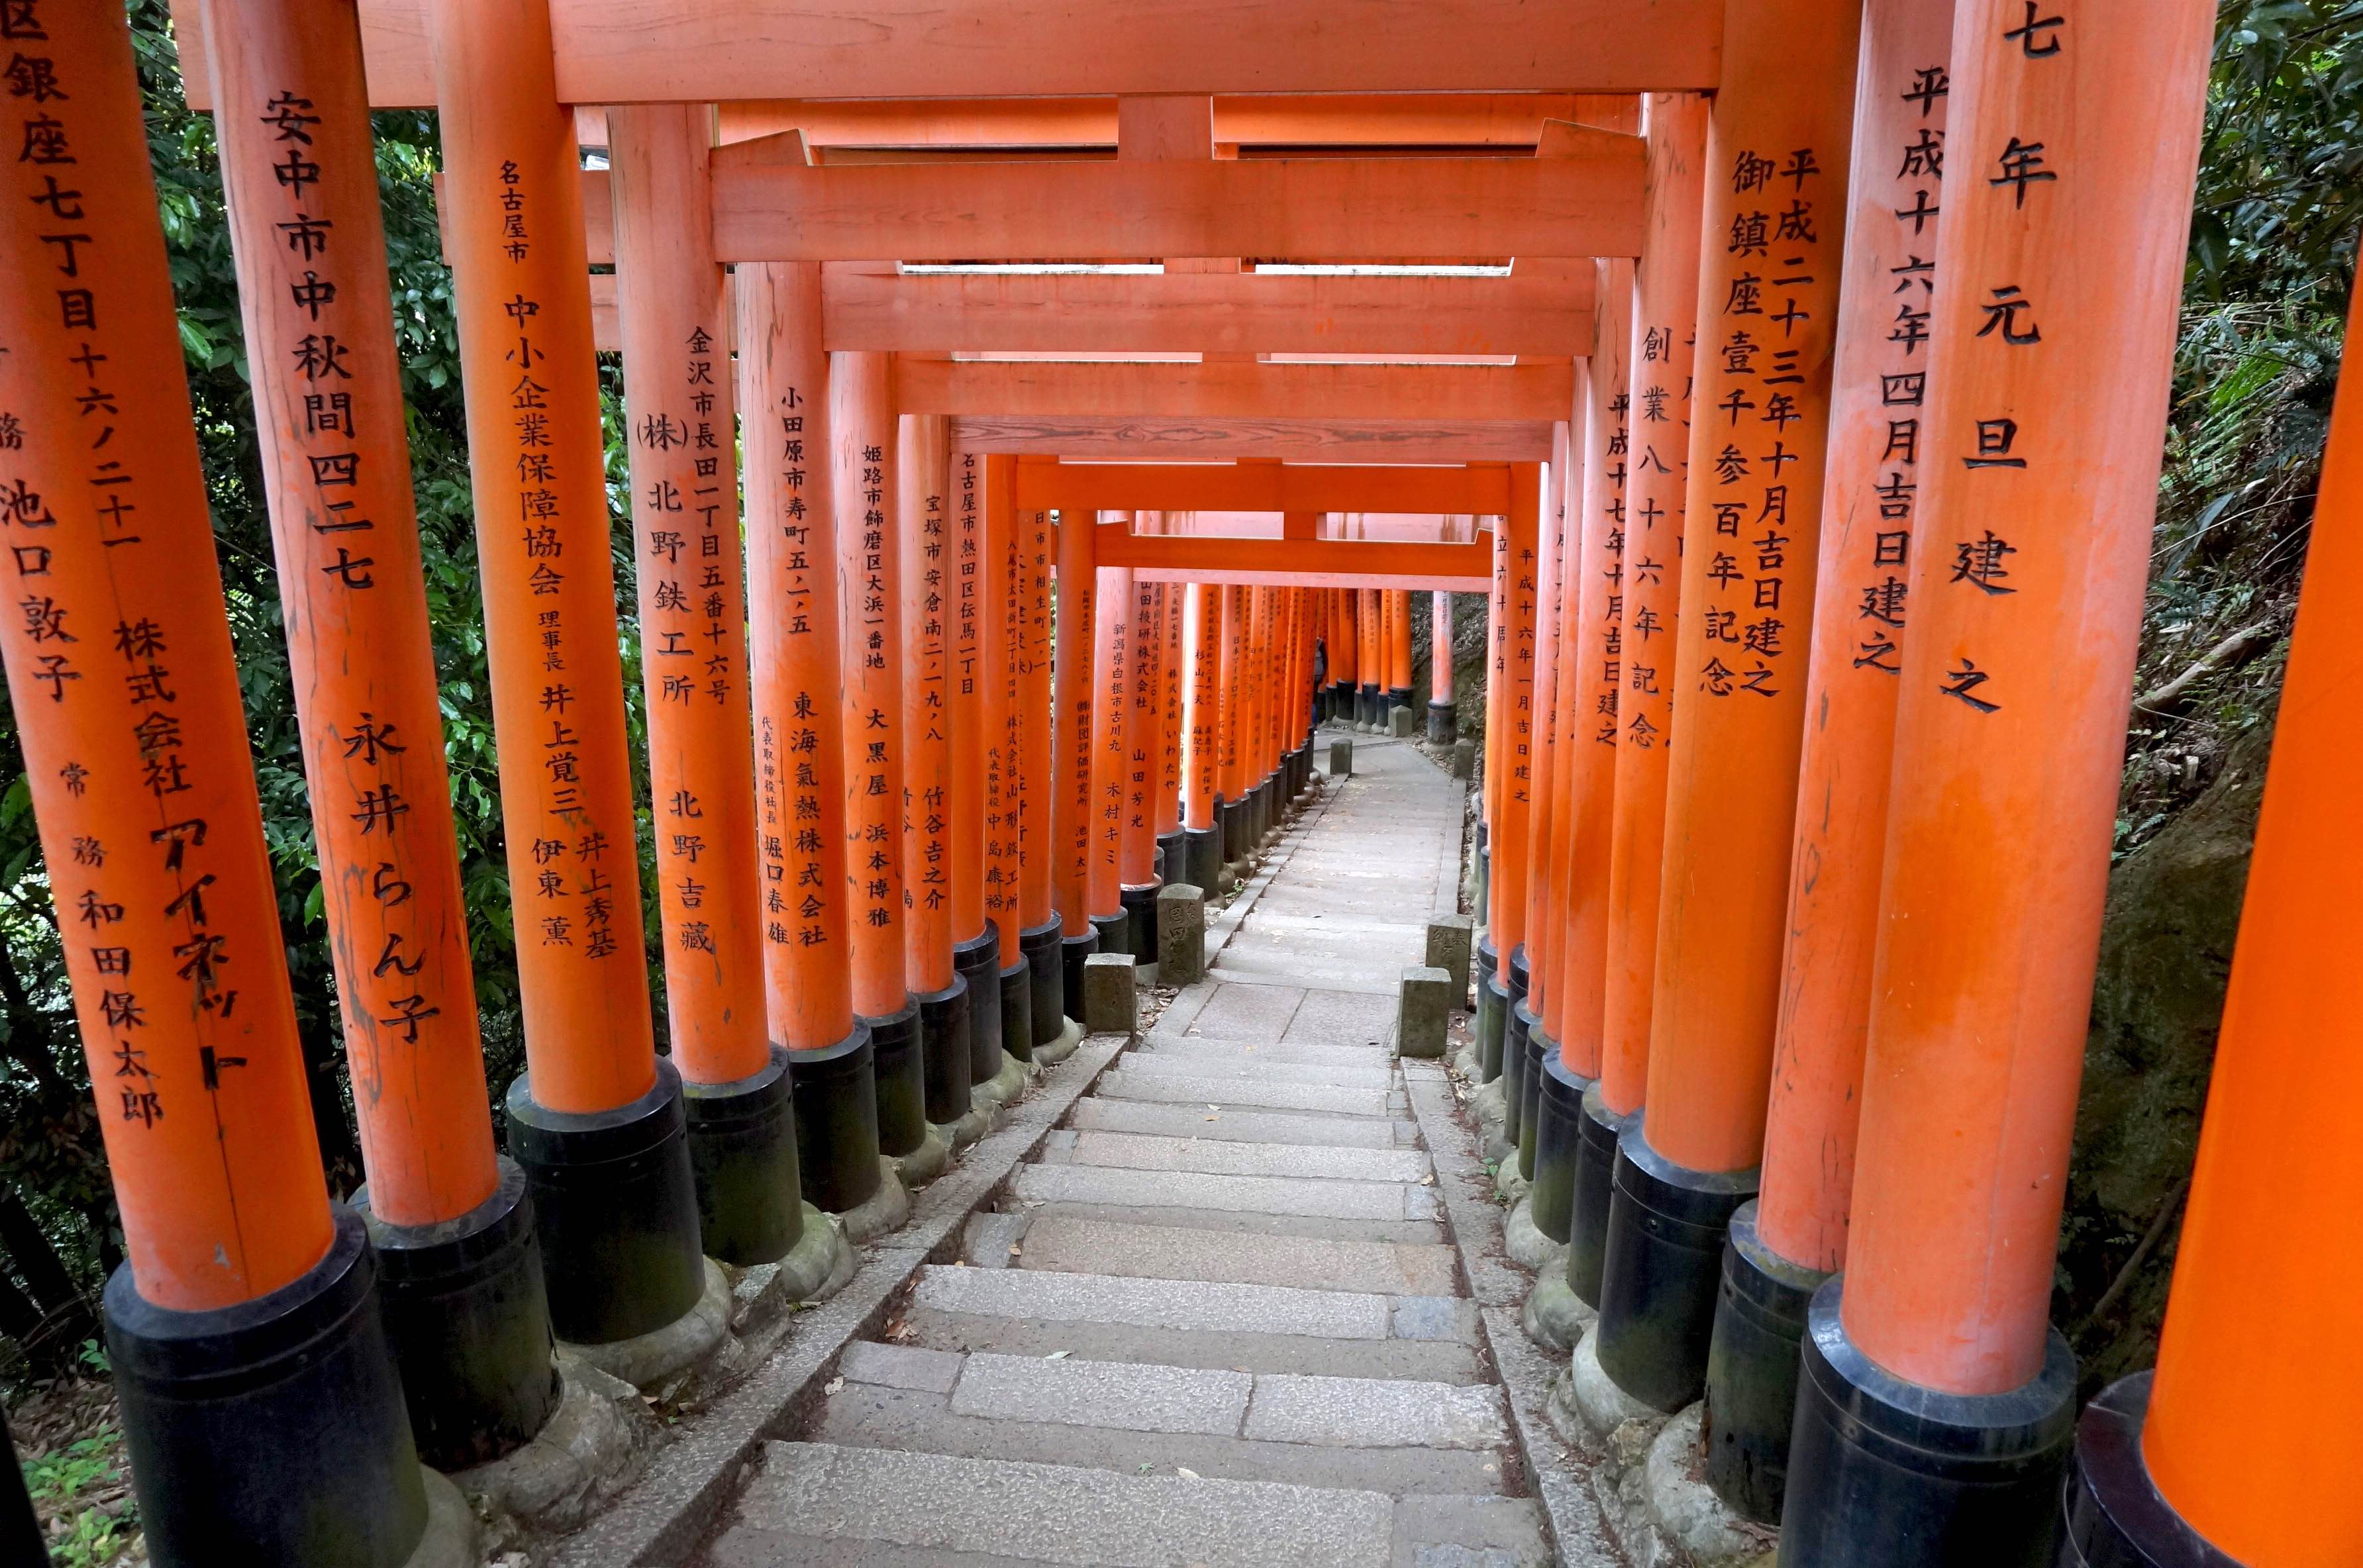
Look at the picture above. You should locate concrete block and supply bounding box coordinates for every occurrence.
[1398,965,1453,1059]
[950,1351,1252,1436]
[1387,705,1419,738]
[1081,952,1137,1035]
[1244,1373,1508,1451]
[1156,883,1206,985]
[1329,737,1354,776]
[1425,914,1474,994]
[1452,738,1476,779]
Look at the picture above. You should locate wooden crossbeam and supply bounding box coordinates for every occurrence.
[897,360,1571,422]
[1013,460,1515,515]
[169,2,1723,111]
[1095,526,1491,590]
[948,418,1554,464]
[571,150,1643,264]
[574,95,1600,152]
[585,268,1591,357]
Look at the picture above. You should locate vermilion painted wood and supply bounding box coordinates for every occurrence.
[892,360,1573,423]
[1015,462,1513,516]
[833,354,909,1016]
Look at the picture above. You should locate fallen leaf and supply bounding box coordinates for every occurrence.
[1176,1467,1201,1479]
[1008,1243,1023,1257]
[824,1377,845,1396]
[1420,1173,1436,1185]
[1204,1115,1219,1122]
[1045,1349,1070,1361]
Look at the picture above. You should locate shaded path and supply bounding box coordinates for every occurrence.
[703,738,1546,1567]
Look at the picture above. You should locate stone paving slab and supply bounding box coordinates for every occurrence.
[1135,1033,1399,1070]
[1013,1162,1428,1222]
[727,1442,1397,1567]
[1068,1097,1415,1149]
[911,1265,1395,1340]
[949,1351,1251,1436]
[1282,988,1405,1048]
[840,1342,966,1396]
[1065,1129,1431,1184]
[1109,1052,1399,1091]
[901,1310,1493,1385]
[1010,1214,1461,1297]
[1212,952,1403,996]
[1246,1373,1511,1451]
[1175,981,1306,1038]
[1093,1069,1395,1118]
[1015,1200,1444,1249]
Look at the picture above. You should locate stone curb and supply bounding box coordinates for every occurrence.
[545,1030,1131,1568]
[1402,1062,1622,1568]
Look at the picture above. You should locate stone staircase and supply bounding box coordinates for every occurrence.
[698,740,1540,1567]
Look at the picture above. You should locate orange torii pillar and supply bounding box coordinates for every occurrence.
[1216,585,1252,873]
[613,105,830,1291]
[1052,507,1103,1017]
[735,263,901,1239]
[1472,516,1511,1085]
[1251,587,1283,839]
[834,354,938,1186]
[1427,591,1458,742]
[214,0,558,1469]
[0,10,434,1556]
[1503,426,1575,1179]
[1698,0,1954,1524]
[1011,486,1080,1062]
[978,458,1036,1069]
[899,414,985,1153]
[1357,585,1383,730]
[1593,7,1862,1417]
[955,449,1027,1107]
[1783,7,2215,1558]
[2070,280,2363,1568]
[1385,589,1415,724]
[1153,550,1189,885]
[1560,247,1640,1310]
[428,0,711,1368]
[1238,585,1270,847]
[1589,91,1710,1316]
[1087,538,1136,965]
[1183,584,1227,892]
[1481,473,1546,1138]
[1327,585,1358,724]
[1121,573,1168,973]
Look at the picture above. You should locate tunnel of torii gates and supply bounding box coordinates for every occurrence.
[0,1,2355,1565]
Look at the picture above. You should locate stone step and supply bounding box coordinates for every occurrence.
[902,1265,1486,1383]
[1136,1032,1396,1070]
[1109,1052,1399,1091]
[713,1441,1398,1567]
[993,1214,1460,1297]
[1210,954,1401,995]
[1047,1128,1432,1185]
[1012,1162,1436,1225]
[1093,1069,1399,1118]
[1068,1097,1417,1149]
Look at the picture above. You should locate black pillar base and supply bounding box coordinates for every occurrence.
[1476,936,1506,1081]
[864,1001,927,1158]
[1502,1001,1534,1148]
[682,1046,805,1267]
[352,1159,558,1471]
[1474,840,1491,927]
[1121,881,1162,964]
[1360,681,1382,726]
[790,1023,883,1214]
[1518,1018,1550,1181]
[1784,1278,2075,1567]
[1703,1200,1829,1524]
[1089,910,1131,963]
[998,955,1034,1065]
[2059,1371,2238,1567]
[1568,1082,1626,1307]
[1021,916,1066,1050]
[914,976,973,1126]
[1388,685,1414,722]
[1183,824,1223,895]
[954,929,1004,1087]
[1427,699,1457,744]
[107,1206,428,1567]
[1529,1055,1588,1244]
[1330,681,1352,722]
[507,1057,707,1346]
[1258,774,1278,840]
[1061,928,1101,1022]
[1154,830,1186,887]
[1221,797,1250,865]
[1595,1122,1758,1413]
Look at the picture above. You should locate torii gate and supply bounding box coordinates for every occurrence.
[0,4,2340,1568]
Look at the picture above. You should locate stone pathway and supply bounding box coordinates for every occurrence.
[697,738,1545,1567]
